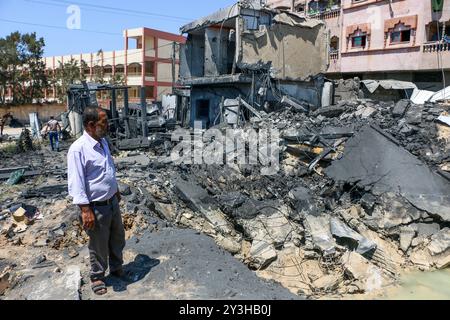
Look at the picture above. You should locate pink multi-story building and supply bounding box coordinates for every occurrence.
[268,0,450,90]
[43,27,186,103]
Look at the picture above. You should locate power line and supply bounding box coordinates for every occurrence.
[24,0,192,23]
[0,18,120,36]
[38,0,193,22]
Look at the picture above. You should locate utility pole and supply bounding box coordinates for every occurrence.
[171,41,176,91]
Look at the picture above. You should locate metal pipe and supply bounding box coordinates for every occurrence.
[140,86,148,138]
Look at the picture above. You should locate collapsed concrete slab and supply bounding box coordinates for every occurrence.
[326,125,450,222]
[173,179,235,236]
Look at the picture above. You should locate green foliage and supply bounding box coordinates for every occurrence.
[49,58,87,101]
[0,31,47,105]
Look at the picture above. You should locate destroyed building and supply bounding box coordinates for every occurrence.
[176,2,331,129]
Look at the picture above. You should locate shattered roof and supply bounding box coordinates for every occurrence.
[180,2,269,34]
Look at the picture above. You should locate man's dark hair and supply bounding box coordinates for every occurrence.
[83,107,107,127]
[50,116,54,120]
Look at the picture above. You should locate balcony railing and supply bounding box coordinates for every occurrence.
[329,52,339,60]
[307,8,341,20]
[423,42,449,53]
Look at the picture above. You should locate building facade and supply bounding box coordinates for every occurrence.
[268,0,450,90]
[43,27,186,103]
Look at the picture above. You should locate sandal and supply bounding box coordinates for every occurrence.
[91,280,107,296]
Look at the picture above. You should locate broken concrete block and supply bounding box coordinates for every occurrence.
[428,228,450,256]
[173,179,234,235]
[399,226,416,253]
[304,215,335,255]
[406,106,423,125]
[248,240,277,270]
[412,223,440,238]
[434,254,450,270]
[330,218,377,255]
[392,100,410,118]
[12,207,26,223]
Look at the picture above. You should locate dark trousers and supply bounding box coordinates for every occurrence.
[49,132,59,151]
[86,196,126,281]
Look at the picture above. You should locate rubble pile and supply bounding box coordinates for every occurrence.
[1,98,450,299]
[110,98,450,298]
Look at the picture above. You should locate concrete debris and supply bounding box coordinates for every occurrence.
[399,226,416,253]
[428,228,450,256]
[330,218,377,255]
[304,215,335,255]
[248,240,278,270]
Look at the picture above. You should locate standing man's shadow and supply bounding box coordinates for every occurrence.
[105,254,160,292]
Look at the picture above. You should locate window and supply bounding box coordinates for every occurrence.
[352,35,366,48]
[145,61,155,76]
[390,29,411,43]
[385,18,417,46]
[347,26,369,50]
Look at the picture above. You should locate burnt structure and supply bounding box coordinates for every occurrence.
[176,1,330,129]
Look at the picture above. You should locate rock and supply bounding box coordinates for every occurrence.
[330,218,377,255]
[428,228,450,256]
[248,240,277,270]
[392,100,410,118]
[399,226,416,253]
[304,215,335,255]
[312,274,341,291]
[342,251,371,281]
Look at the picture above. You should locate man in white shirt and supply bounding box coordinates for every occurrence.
[67,107,125,296]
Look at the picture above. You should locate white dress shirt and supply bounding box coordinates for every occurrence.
[67,131,118,205]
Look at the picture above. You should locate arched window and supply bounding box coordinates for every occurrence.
[351,29,367,48]
[330,36,340,52]
[390,23,411,44]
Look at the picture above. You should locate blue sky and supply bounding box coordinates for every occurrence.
[0,0,236,56]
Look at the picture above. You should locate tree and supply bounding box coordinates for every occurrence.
[0,31,47,105]
[51,59,86,102]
